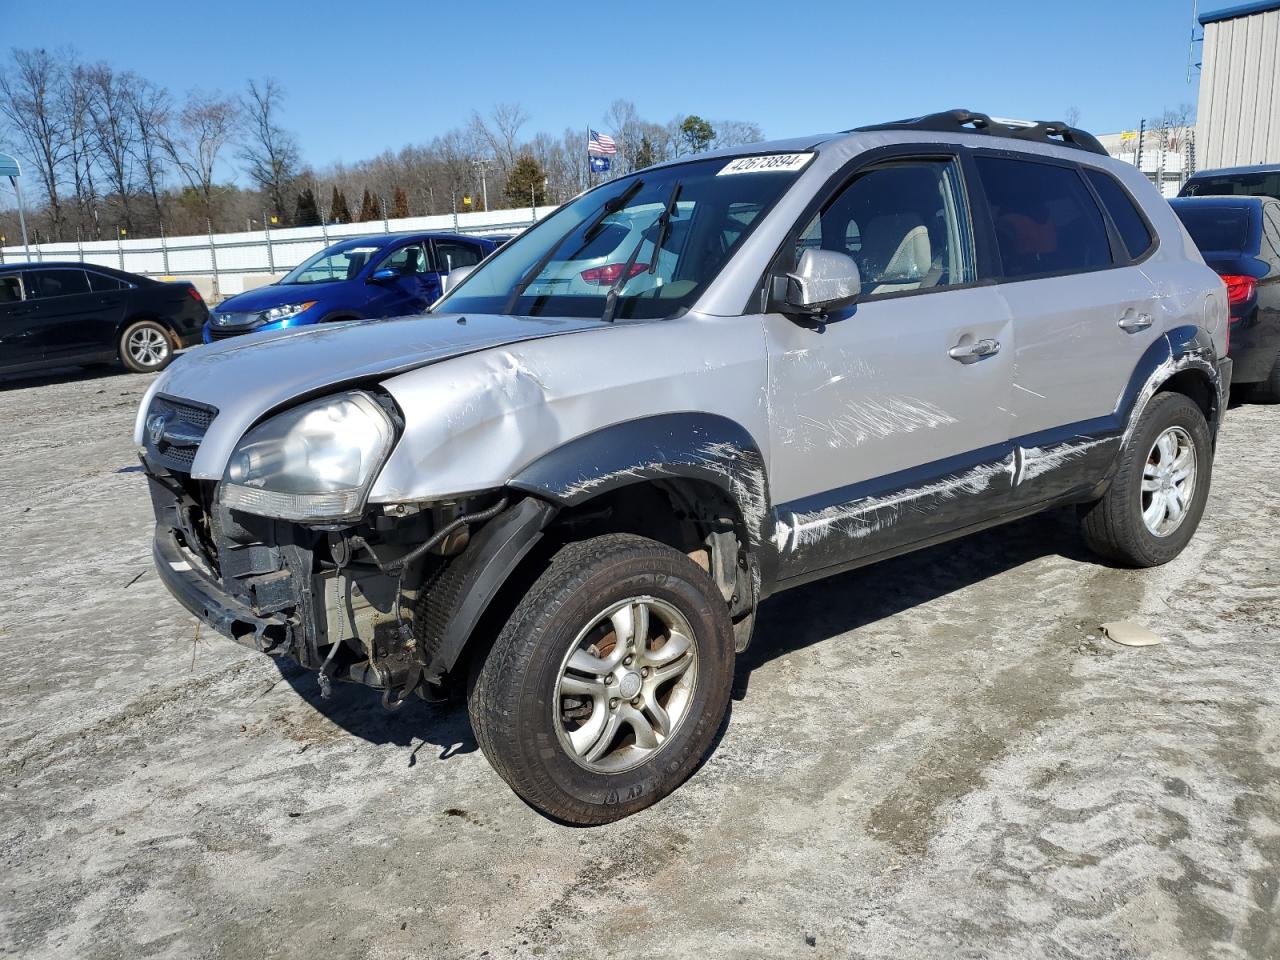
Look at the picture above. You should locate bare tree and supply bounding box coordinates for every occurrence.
[238,77,300,224]
[85,64,140,232]
[63,64,103,237]
[161,91,239,225]
[1063,106,1082,128]
[604,99,641,174]
[124,77,170,228]
[713,119,764,150]
[0,48,72,239]
[471,102,528,175]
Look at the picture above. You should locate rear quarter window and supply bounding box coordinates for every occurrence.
[976,156,1113,279]
[86,271,127,292]
[1085,169,1154,260]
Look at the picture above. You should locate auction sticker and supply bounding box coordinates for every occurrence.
[717,153,814,175]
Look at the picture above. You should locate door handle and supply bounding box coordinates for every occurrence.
[1118,311,1153,332]
[948,338,1000,362]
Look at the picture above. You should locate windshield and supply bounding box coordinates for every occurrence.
[1173,204,1251,252]
[435,154,810,320]
[1181,171,1280,201]
[280,243,384,284]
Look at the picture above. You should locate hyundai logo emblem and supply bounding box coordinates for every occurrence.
[146,412,171,447]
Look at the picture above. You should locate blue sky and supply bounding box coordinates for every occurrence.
[4,0,1219,176]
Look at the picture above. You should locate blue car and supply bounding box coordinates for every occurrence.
[203,232,502,342]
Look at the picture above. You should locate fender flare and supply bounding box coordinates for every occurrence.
[1116,325,1225,447]
[508,412,772,548]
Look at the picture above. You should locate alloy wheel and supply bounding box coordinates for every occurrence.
[554,596,699,774]
[1141,425,1198,537]
[127,327,170,368]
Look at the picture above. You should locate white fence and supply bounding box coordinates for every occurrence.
[0,206,558,296]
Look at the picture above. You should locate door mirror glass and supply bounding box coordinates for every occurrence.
[440,264,475,294]
[370,267,399,282]
[784,249,860,314]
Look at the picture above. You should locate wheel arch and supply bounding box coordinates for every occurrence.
[118,312,181,348]
[420,415,774,689]
[509,412,772,548]
[1120,325,1226,440]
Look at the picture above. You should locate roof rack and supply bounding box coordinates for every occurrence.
[851,109,1109,157]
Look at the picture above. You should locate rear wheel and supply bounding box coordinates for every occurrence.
[119,320,174,373]
[1079,391,1212,567]
[468,533,735,824]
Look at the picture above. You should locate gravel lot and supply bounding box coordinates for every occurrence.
[2,366,1278,960]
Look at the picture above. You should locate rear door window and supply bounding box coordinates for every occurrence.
[1085,169,1154,260]
[31,268,92,298]
[976,156,1113,279]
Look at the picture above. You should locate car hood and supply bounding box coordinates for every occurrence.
[214,280,349,314]
[135,312,608,478]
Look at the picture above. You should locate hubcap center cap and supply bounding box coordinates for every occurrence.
[618,671,642,700]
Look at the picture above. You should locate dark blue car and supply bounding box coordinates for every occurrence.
[204,232,502,342]
[1170,195,1280,398]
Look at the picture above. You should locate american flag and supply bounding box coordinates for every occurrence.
[587,129,617,156]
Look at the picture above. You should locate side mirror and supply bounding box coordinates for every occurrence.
[440,264,475,295]
[370,267,399,282]
[783,248,861,314]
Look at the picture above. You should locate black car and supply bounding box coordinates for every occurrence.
[1170,196,1280,398]
[0,262,207,376]
[1179,163,1280,202]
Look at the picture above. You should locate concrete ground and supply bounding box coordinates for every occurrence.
[2,366,1277,960]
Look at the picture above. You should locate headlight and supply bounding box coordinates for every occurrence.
[221,391,395,521]
[261,301,315,323]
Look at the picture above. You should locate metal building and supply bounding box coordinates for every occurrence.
[1195,0,1280,168]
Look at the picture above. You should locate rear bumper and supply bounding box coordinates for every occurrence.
[1227,311,1280,384]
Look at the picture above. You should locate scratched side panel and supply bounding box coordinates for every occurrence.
[770,443,1017,579]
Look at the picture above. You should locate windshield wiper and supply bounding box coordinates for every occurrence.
[503,179,645,315]
[600,180,680,323]
[582,178,644,244]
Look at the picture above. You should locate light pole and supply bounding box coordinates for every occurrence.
[1,152,31,258]
[472,158,491,212]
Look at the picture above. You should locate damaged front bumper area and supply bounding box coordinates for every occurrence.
[145,462,548,704]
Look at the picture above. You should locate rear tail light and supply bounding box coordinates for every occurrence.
[187,286,204,303]
[1219,274,1256,306]
[579,262,649,286]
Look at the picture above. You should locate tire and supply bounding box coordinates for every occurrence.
[119,319,175,373]
[1079,392,1213,567]
[1259,352,1280,403]
[468,533,735,825]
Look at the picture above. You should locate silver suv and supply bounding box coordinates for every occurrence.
[139,110,1232,824]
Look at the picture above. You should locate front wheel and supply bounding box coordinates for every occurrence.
[1079,391,1213,567]
[468,533,735,824]
[119,320,175,373]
